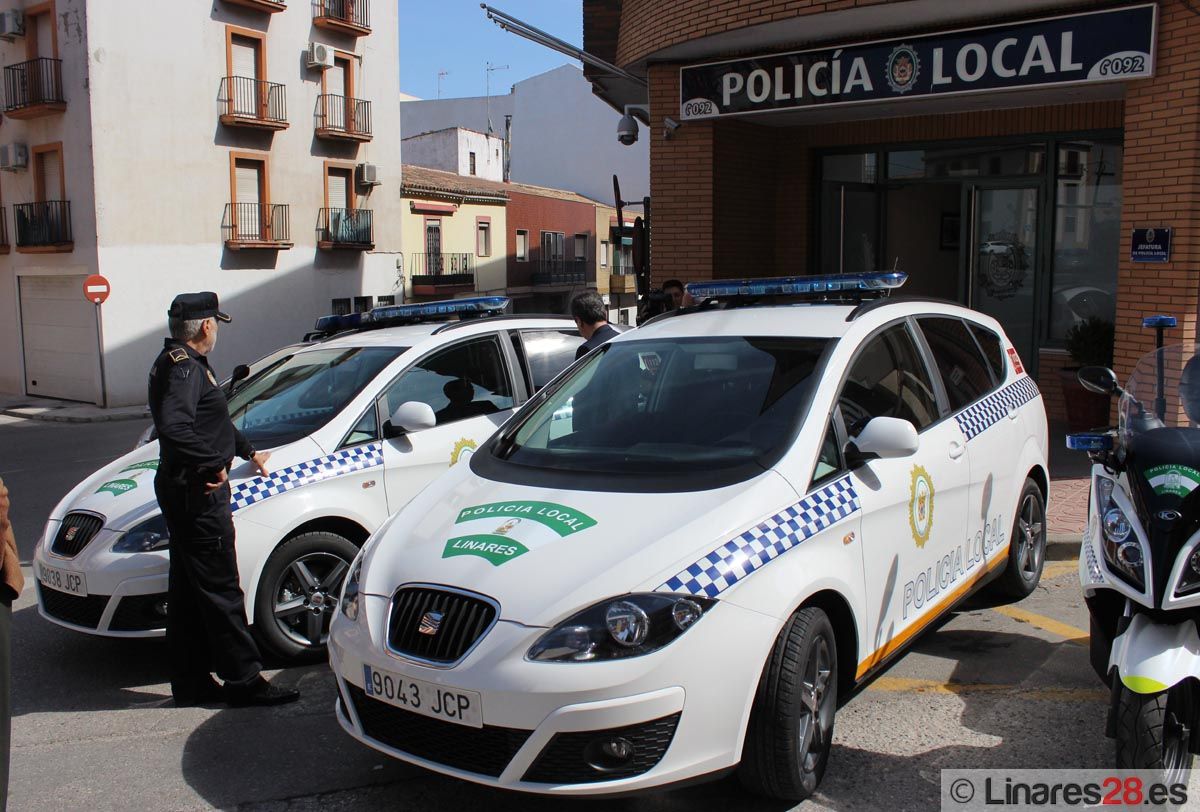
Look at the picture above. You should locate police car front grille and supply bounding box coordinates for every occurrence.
[50,512,104,557]
[522,712,682,784]
[37,583,109,629]
[386,587,497,665]
[345,683,531,777]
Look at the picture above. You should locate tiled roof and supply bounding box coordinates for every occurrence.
[401,165,606,207]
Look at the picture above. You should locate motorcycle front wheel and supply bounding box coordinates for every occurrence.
[1115,682,1196,786]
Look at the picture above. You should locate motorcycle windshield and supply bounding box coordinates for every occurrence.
[1121,343,1200,510]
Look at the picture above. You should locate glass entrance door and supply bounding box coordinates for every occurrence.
[966,184,1041,370]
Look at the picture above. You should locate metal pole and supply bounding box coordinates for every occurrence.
[95,301,108,409]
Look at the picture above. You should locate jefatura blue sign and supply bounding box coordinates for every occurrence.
[679,4,1156,120]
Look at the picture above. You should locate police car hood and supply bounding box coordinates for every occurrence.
[359,459,801,625]
[56,437,324,532]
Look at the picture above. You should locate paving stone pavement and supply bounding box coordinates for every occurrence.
[1048,477,1088,538]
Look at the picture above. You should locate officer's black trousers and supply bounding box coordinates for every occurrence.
[154,472,262,694]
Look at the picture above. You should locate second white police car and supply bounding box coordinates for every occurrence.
[33,298,585,661]
[329,273,1051,800]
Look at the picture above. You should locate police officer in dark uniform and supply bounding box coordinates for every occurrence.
[149,292,299,707]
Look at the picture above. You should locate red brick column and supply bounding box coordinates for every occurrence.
[648,63,714,286]
[1114,0,1200,380]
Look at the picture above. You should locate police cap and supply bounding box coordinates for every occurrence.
[168,292,231,323]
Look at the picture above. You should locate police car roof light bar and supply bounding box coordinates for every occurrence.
[685,272,907,301]
[310,297,511,337]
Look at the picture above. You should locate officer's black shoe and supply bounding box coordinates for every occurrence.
[225,676,300,707]
[173,678,226,708]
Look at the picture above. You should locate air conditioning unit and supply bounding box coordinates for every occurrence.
[357,163,380,186]
[0,143,28,172]
[0,10,24,42]
[306,42,335,70]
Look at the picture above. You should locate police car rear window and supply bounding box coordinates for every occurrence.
[229,346,402,447]
[492,337,829,478]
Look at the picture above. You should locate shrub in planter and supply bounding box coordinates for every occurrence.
[1060,316,1115,430]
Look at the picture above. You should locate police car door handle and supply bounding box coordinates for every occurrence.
[1007,407,1019,421]
[948,441,965,460]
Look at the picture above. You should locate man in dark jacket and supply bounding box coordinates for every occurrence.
[148,292,298,708]
[572,291,620,360]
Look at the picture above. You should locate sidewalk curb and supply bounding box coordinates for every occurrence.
[1,408,149,424]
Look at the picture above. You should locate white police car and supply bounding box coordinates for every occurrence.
[329,274,1050,800]
[34,298,585,661]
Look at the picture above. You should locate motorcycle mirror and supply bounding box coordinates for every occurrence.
[225,364,251,396]
[1078,366,1120,397]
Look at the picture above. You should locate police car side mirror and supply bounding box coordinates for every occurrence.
[385,401,437,437]
[846,416,919,466]
[225,364,251,397]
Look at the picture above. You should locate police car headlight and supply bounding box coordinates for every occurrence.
[527,593,716,662]
[340,557,363,621]
[112,515,170,553]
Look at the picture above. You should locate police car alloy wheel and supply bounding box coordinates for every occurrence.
[327,274,1051,799]
[254,531,359,660]
[990,478,1047,600]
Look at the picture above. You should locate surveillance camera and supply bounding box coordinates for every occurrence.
[617,114,639,146]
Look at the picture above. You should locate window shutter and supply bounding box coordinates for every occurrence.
[235,160,261,205]
[327,170,348,210]
[231,37,258,80]
[39,150,61,202]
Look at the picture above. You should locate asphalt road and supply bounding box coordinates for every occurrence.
[2,416,1195,811]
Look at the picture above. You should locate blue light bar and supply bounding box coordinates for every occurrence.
[313,312,363,333]
[685,272,907,300]
[1066,433,1114,452]
[1143,315,1177,329]
[363,296,510,324]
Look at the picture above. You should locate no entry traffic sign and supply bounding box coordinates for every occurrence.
[83,274,110,305]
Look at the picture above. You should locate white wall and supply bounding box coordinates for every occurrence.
[401,65,649,205]
[401,131,459,175]
[0,0,407,406]
[455,130,503,181]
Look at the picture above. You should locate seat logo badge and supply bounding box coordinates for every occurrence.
[63,526,78,542]
[909,465,935,548]
[418,611,444,636]
[886,45,920,94]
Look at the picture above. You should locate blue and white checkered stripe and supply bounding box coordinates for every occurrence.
[230,443,384,513]
[658,476,859,598]
[954,376,1040,442]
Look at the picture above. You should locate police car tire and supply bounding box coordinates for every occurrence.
[738,606,837,801]
[253,531,359,663]
[990,478,1046,600]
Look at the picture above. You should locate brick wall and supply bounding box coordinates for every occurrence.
[1113,1,1200,382]
[714,120,779,277]
[505,191,598,288]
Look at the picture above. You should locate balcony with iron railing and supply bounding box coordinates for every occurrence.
[315,94,372,142]
[312,0,370,35]
[219,77,288,131]
[409,253,475,295]
[317,208,373,250]
[0,207,10,254]
[4,57,64,119]
[224,0,286,12]
[15,201,72,252]
[532,258,589,286]
[222,203,293,250]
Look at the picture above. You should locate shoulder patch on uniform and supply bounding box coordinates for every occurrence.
[169,349,188,363]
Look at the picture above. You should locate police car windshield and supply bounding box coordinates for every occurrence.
[495,337,830,476]
[228,346,402,447]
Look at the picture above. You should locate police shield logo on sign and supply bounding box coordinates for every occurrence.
[886,44,920,93]
[418,611,444,636]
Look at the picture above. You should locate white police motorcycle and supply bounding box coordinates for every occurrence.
[1069,316,1200,782]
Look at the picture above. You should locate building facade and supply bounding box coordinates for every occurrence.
[0,0,402,406]
[401,65,649,206]
[582,0,1192,420]
[401,127,504,182]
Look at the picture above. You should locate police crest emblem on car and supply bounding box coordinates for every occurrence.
[418,611,444,636]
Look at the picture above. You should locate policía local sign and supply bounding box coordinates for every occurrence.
[679,4,1156,121]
